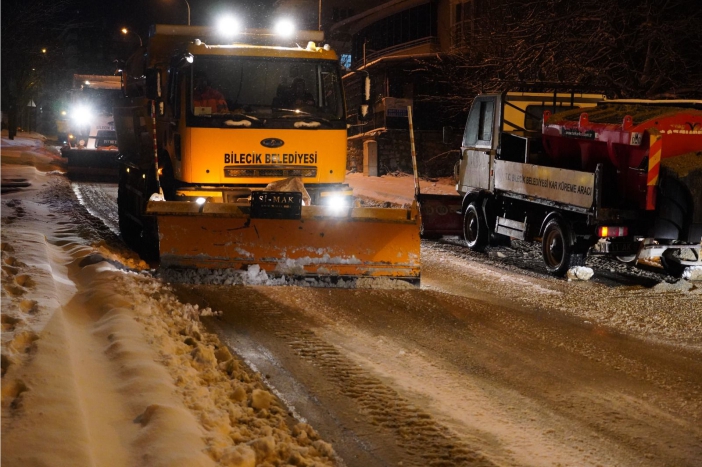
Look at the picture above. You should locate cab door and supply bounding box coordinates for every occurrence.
[456,95,498,193]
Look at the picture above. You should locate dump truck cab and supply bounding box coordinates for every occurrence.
[114,24,421,282]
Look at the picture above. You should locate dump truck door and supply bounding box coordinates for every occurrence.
[457,95,498,193]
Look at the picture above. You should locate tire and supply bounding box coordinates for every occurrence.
[118,165,160,262]
[464,202,488,252]
[159,155,177,201]
[615,254,638,266]
[541,217,583,276]
[117,169,138,246]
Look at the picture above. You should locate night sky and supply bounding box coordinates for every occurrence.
[73,0,279,39]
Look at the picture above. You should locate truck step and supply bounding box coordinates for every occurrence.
[495,217,526,240]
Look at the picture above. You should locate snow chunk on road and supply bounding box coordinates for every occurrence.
[683,266,702,281]
[159,264,416,289]
[567,266,594,281]
[653,280,694,292]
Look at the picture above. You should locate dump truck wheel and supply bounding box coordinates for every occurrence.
[464,203,488,252]
[616,254,638,266]
[117,166,160,262]
[117,171,138,247]
[159,155,177,200]
[542,218,582,276]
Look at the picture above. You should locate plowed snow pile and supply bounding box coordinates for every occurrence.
[1,133,337,466]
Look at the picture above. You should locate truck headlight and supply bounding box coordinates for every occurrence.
[324,194,349,212]
[274,19,295,38]
[217,16,240,38]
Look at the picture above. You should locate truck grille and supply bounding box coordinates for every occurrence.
[224,165,317,178]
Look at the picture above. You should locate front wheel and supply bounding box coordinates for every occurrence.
[541,218,584,276]
[117,166,160,262]
[463,202,488,252]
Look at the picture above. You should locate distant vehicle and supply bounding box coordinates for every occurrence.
[59,74,122,176]
[420,90,702,276]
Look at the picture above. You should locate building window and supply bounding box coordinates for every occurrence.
[452,0,486,47]
[340,54,352,69]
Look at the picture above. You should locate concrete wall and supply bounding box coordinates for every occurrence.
[348,129,460,177]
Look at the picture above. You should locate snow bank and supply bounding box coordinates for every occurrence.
[1,137,339,466]
[95,264,338,465]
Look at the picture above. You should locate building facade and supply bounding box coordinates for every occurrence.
[275,0,486,176]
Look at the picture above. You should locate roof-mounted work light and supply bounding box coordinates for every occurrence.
[274,19,295,38]
[217,16,241,38]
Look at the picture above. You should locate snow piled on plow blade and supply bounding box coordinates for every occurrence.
[148,200,421,284]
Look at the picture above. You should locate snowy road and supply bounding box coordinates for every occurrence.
[173,263,701,467]
[70,178,702,467]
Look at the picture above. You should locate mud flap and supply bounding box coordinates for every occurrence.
[417,193,463,237]
[148,201,421,281]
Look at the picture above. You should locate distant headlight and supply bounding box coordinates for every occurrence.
[72,105,93,126]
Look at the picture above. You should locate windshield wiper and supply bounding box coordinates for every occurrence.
[227,113,260,122]
[273,110,331,126]
[272,108,312,117]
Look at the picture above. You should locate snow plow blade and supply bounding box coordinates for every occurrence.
[61,148,119,178]
[147,201,421,282]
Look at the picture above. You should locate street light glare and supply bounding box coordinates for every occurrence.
[217,16,240,38]
[121,27,143,46]
[274,19,295,38]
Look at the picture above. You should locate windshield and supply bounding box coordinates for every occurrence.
[189,56,344,123]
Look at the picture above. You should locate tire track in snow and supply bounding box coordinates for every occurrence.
[220,288,497,467]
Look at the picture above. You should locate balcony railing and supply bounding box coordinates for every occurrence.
[352,36,439,68]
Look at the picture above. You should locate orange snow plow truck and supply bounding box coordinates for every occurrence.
[113,25,420,282]
[419,90,702,276]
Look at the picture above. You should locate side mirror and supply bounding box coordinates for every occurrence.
[145,68,161,100]
[442,126,454,144]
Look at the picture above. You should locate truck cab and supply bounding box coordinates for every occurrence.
[117,25,349,207]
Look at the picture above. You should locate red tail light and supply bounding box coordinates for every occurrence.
[598,226,628,237]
